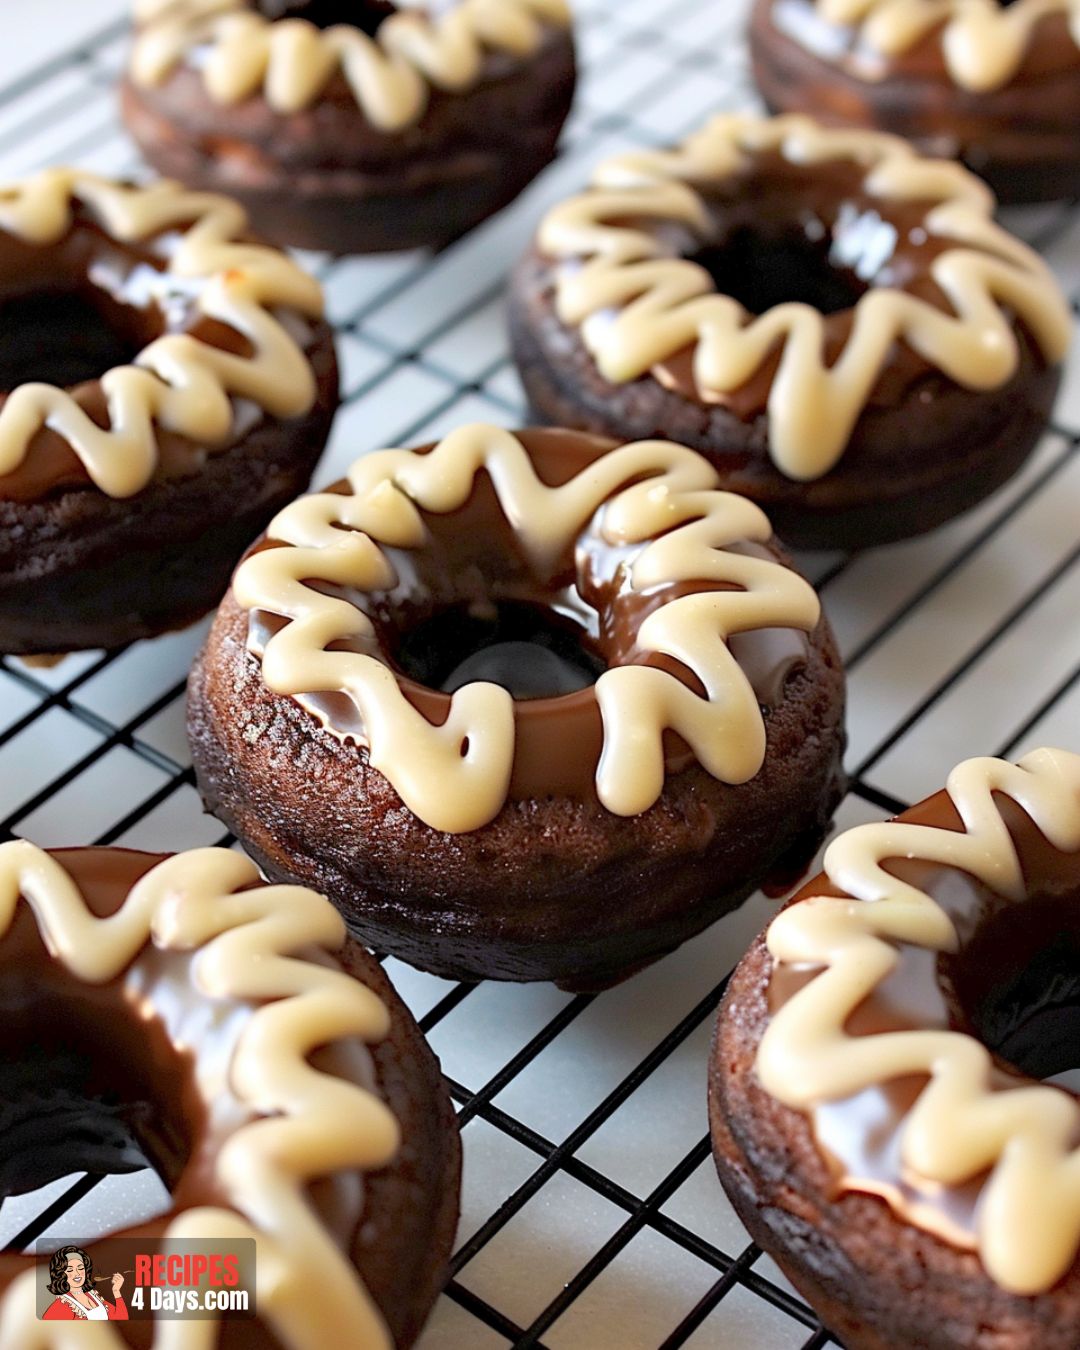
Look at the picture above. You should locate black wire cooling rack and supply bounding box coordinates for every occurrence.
[2,0,1080,1345]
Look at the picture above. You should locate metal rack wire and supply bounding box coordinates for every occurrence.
[2,0,1080,1345]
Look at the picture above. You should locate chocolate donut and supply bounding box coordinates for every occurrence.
[0,840,459,1348]
[509,114,1071,552]
[121,0,576,255]
[0,169,338,657]
[187,423,846,990]
[750,0,1080,205]
[710,747,1080,1349]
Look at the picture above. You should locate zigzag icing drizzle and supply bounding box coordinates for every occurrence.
[537,114,1071,482]
[0,169,322,498]
[0,840,398,1350]
[232,423,820,833]
[131,0,571,127]
[815,0,1080,92]
[757,748,1080,1294]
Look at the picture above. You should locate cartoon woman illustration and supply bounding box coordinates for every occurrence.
[43,1245,128,1321]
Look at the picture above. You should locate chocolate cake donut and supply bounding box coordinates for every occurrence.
[188,423,846,990]
[509,114,1071,552]
[0,840,459,1348]
[711,747,1080,1349]
[122,0,576,255]
[750,0,1080,205]
[0,168,338,658]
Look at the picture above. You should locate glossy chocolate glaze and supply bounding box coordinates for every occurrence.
[767,790,1080,1255]
[0,848,389,1240]
[0,845,462,1349]
[121,7,576,256]
[650,152,960,418]
[268,428,809,804]
[0,212,301,505]
[751,0,1080,206]
[0,849,217,1215]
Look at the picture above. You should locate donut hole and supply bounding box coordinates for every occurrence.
[394,599,607,700]
[254,0,396,31]
[345,453,616,704]
[0,286,151,392]
[676,155,942,320]
[948,891,1080,1086]
[305,440,807,723]
[0,980,197,1217]
[688,227,868,317]
[0,853,206,1243]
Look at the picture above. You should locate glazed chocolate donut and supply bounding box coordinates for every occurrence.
[0,840,459,1348]
[187,423,846,990]
[750,0,1080,205]
[711,747,1080,1349]
[509,114,1071,552]
[0,169,338,657]
[121,0,576,255]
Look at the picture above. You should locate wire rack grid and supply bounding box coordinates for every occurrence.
[2,0,1080,1346]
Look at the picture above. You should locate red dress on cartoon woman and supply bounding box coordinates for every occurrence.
[43,1246,128,1321]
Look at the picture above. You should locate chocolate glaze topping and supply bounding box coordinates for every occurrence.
[0,849,203,1207]
[0,841,400,1349]
[240,426,818,827]
[0,218,189,502]
[537,114,1071,482]
[0,170,324,504]
[773,0,1080,88]
[650,151,960,419]
[0,847,378,1229]
[760,749,1080,1294]
[131,0,572,127]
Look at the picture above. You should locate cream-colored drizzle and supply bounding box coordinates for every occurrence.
[135,0,237,18]
[131,0,571,126]
[817,0,1080,92]
[232,423,820,832]
[0,840,398,1350]
[757,747,1080,1294]
[538,113,1072,482]
[0,168,322,499]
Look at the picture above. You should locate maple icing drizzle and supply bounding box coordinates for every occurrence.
[758,748,1080,1294]
[0,840,399,1349]
[0,168,322,499]
[233,424,821,833]
[813,0,1080,92]
[131,0,571,127]
[537,113,1071,482]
